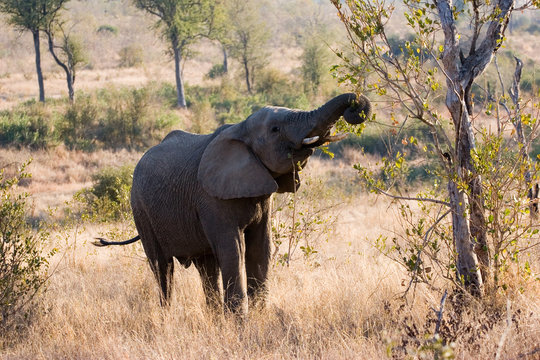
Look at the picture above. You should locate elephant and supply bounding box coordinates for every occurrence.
[94,93,371,315]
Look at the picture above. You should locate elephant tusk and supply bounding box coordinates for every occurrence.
[302,136,320,145]
[325,133,347,142]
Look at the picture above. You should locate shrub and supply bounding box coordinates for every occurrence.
[75,165,134,222]
[272,177,340,267]
[118,45,144,68]
[255,68,309,109]
[0,105,53,149]
[0,162,52,329]
[205,64,226,79]
[190,99,217,134]
[300,38,331,95]
[57,95,99,150]
[96,24,118,35]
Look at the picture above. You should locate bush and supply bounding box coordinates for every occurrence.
[96,24,118,35]
[255,68,309,109]
[0,104,53,149]
[57,95,99,150]
[55,86,178,150]
[75,165,134,222]
[0,162,52,329]
[300,38,331,95]
[118,45,144,68]
[205,64,226,79]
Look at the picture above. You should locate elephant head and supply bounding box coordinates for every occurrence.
[198,93,371,200]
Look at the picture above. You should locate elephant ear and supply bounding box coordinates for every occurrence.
[198,127,278,200]
[275,172,301,193]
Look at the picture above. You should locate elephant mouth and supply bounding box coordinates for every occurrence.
[301,129,348,148]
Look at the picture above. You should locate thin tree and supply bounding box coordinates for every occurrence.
[133,0,217,108]
[332,0,539,296]
[226,0,270,94]
[45,19,87,103]
[0,0,67,102]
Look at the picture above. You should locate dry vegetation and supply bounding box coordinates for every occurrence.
[0,0,539,359]
[0,152,539,359]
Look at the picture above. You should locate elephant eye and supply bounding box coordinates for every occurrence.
[271,126,280,133]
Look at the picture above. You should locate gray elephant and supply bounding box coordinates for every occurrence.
[94,93,371,314]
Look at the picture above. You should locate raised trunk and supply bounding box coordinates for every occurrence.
[307,93,371,133]
[289,93,371,148]
[172,38,187,108]
[33,30,45,102]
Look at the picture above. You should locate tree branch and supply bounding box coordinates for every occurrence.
[374,186,451,207]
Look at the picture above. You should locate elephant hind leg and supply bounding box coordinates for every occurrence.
[148,247,174,306]
[193,254,222,309]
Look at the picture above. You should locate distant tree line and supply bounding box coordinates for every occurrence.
[0,0,281,108]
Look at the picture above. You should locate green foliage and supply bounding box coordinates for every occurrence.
[56,94,99,150]
[62,34,88,70]
[205,64,226,79]
[272,177,340,267]
[333,0,540,298]
[0,0,68,32]
[186,82,264,126]
[300,37,331,95]
[255,68,309,109]
[473,131,540,290]
[74,165,134,222]
[0,104,53,149]
[118,44,144,68]
[226,0,270,93]
[96,24,118,35]
[0,161,53,329]
[0,85,179,150]
[134,0,217,51]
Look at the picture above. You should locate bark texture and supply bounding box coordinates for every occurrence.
[435,0,514,293]
[32,30,45,103]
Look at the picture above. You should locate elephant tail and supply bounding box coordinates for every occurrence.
[92,235,141,247]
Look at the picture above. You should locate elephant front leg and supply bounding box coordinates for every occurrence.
[244,217,271,308]
[218,239,248,315]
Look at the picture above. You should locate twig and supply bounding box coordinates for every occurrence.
[404,208,452,296]
[495,299,512,360]
[432,289,448,337]
[374,186,451,207]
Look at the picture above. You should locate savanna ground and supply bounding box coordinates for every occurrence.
[1,0,540,359]
[1,148,539,359]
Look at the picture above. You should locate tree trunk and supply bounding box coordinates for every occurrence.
[436,0,513,295]
[243,58,251,94]
[222,44,228,73]
[172,38,187,108]
[46,30,75,103]
[508,57,537,218]
[448,178,483,295]
[32,30,45,102]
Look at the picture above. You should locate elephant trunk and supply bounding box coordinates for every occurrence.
[298,93,371,147]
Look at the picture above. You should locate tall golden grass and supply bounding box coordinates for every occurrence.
[1,153,538,359]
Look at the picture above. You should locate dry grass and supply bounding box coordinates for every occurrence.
[0,147,141,216]
[0,152,539,359]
